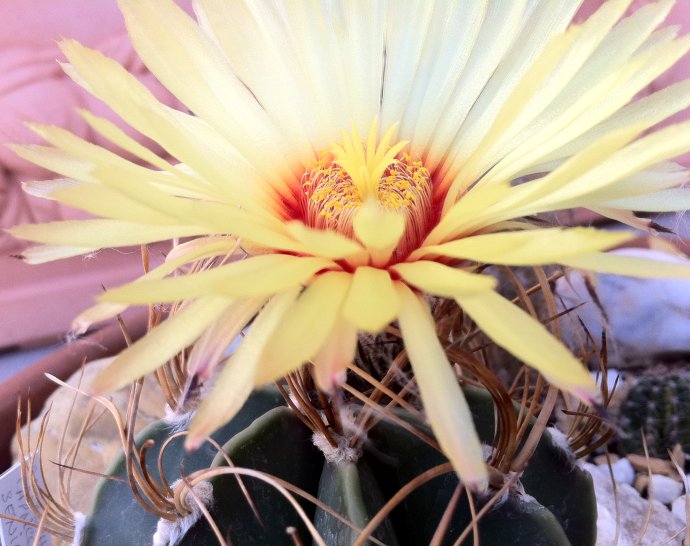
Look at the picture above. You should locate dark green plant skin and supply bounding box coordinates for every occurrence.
[365,399,594,546]
[314,460,399,545]
[619,374,690,458]
[84,386,597,546]
[179,407,323,545]
[82,387,286,546]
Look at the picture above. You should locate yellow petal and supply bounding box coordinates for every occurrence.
[90,296,232,394]
[187,289,299,448]
[73,237,238,333]
[72,303,128,336]
[11,144,95,182]
[11,219,209,248]
[424,181,512,246]
[78,109,192,179]
[187,296,266,379]
[312,319,358,392]
[415,227,633,265]
[561,251,690,279]
[285,221,365,259]
[49,182,179,225]
[442,26,579,209]
[531,119,690,212]
[255,271,352,384]
[456,290,597,400]
[114,0,294,186]
[99,254,333,304]
[396,283,488,491]
[88,163,295,251]
[596,188,690,212]
[60,39,286,205]
[341,266,399,333]
[352,199,405,266]
[24,122,212,201]
[18,244,98,264]
[392,261,496,298]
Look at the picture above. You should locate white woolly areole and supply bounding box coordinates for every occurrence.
[163,406,195,434]
[547,426,576,467]
[312,405,364,464]
[72,511,87,546]
[151,480,213,546]
[312,431,362,464]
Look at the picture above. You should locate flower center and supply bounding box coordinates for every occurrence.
[299,123,434,259]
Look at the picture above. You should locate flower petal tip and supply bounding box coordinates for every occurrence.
[86,383,105,398]
[463,472,489,495]
[571,384,601,405]
[70,322,90,337]
[185,436,203,452]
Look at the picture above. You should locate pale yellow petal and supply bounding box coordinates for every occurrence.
[99,254,333,304]
[498,125,642,216]
[89,164,296,251]
[352,199,405,266]
[60,39,285,206]
[11,220,208,248]
[596,188,690,212]
[396,283,488,491]
[25,122,215,201]
[423,181,512,246]
[312,319,358,392]
[438,0,578,197]
[255,271,352,385]
[561,252,690,279]
[194,0,323,151]
[392,261,496,298]
[49,182,179,225]
[73,236,236,334]
[11,144,95,183]
[530,120,690,212]
[187,289,300,448]
[78,109,188,176]
[480,4,689,187]
[285,221,365,259]
[341,266,400,333]
[442,26,579,208]
[72,303,128,336]
[18,244,98,264]
[115,0,295,185]
[90,296,232,394]
[414,228,633,265]
[186,351,254,451]
[187,297,266,379]
[456,290,597,400]
[590,207,656,233]
[17,126,290,247]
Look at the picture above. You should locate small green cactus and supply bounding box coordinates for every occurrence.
[81,386,596,546]
[618,373,690,458]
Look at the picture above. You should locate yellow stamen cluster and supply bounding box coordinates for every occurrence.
[378,152,431,211]
[300,122,434,257]
[301,153,362,235]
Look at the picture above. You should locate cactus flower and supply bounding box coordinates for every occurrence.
[10,0,690,491]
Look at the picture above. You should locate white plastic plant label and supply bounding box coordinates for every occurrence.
[0,462,51,546]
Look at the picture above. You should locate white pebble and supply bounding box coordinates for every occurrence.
[672,495,688,523]
[650,474,684,505]
[589,368,622,392]
[610,458,635,485]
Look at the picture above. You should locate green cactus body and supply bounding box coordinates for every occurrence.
[82,387,286,545]
[83,387,596,546]
[619,374,690,458]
